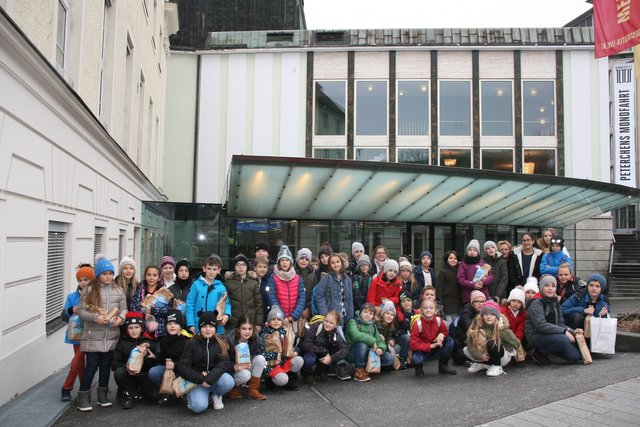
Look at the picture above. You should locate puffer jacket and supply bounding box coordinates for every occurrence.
[345,313,387,352]
[224,270,263,329]
[465,314,520,360]
[540,251,573,277]
[410,315,448,353]
[561,292,610,320]
[366,273,402,307]
[296,264,317,310]
[300,322,348,362]
[513,246,543,285]
[500,304,526,342]
[312,272,354,325]
[77,282,127,353]
[130,281,172,338]
[156,330,192,373]
[185,276,231,334]
[111,334,156,372]
[61,288,82,345]
[352,271,373,313]
[226,330,262,362]
[525,293,568,345]
[266,271,305,320]
[178,334,231,385]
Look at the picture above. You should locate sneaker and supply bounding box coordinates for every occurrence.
[486,365,504,377]
[336,364,352,381]
[467,362,489,373]
[61,388,72,402]
[353,368,371,382]
[211,395,224,410]
[118,391,134,410]
[532,351,553,366]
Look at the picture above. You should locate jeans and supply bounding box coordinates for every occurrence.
[532,333,581,363]
[411,336,454,366]
[62,344,85,390]
[347,342,394,369]
[233,355,266,385]
[148,365,166,386]
[396,334,410,358]
[565,312,585,330]
[80,351,113,391]
[187,373,235,414]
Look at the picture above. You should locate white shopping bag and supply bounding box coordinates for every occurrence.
[589,315,617,354]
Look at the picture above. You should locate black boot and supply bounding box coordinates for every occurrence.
[117,390,134,410]
[438,358,457,375]
[284,372,299,391]
[414,363,424,377]
[302,371,316,386]
[265,376,276,390]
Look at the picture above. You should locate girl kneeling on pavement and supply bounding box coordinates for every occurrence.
[260,307,304,390]
[177,311,234,414]
[409,299,457,377]
[226,313,267,400]
[346,303,393,382]
[464,301,522,377]
[300,310,350,385]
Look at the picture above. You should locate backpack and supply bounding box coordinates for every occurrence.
[409,313,441,334]
[310,286,320,316]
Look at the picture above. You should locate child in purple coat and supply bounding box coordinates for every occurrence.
[457,240,493,304]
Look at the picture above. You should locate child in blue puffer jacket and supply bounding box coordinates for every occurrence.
[540,237,572,277]
[561,273,610,330]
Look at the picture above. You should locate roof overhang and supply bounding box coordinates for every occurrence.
[226,156,640,227]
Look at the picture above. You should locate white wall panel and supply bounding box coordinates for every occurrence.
[314,51,348,79]
[354,52,389,78]
[521,51,555,79]
[226,55,248,170]
[438,51,472,78]
[396,52,430,79]
[252,54,274,155]
[568,51,592,180]
[479,51,514,78]
[280,53,304,157]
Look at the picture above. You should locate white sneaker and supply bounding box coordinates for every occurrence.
[467,362,489,373]
[486,365,504,377]
[212,395,224,410]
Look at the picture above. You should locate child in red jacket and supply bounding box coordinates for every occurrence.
[367,260,402,308]
[409,300,457,377]
[500,288,527,343]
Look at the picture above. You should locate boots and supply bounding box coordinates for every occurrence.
[302,371,316,386]
[227,386,243,399]
[247,376,266,400]
[76,390,92,412]
[438,358,457,375]
[283,372,299,391]
[96,386,112,407]
[414,363,424,377]
[117,390,134,410]
[336,363,352,381]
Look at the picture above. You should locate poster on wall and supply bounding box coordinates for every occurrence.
[612,61,637,187]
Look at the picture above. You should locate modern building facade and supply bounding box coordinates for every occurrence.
[0,1,176,404]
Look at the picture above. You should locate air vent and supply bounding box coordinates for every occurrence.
[315,31,347,45]
[267,32,294,43]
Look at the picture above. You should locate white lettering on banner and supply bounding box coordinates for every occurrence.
[613,61,637,187]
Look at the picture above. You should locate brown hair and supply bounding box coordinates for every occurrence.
[497,241,512,250]
[557,262,573,274]
[234,313,257,343]
[421,285,437,298]
[325,310,341,325]
[373,245,388,257]
[254,256,269,267]
[328,254,346,275]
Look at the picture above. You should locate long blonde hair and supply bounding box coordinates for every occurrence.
[467,315,501,349]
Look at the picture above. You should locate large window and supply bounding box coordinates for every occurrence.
[439,149,472,168]
[55,0,68,71]
[356,81,387,136]
[46,223,67,329]
[524,149,556,175]
[397,80,429,136]
[482,149,513,172]
[313,148,346,160]
[356,148,387,162]
[523,81,555,136]
[481,81,513,136]
[314,81,346,136]
[439,81,471,136]
[398,148,429,165]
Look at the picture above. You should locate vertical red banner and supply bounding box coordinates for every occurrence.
[594,0,640,58]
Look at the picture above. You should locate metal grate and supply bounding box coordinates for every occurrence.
[46,231,66,323]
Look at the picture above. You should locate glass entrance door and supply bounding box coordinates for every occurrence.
[410,224,430,265]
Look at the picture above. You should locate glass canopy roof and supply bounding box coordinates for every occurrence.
[226,156,640,227]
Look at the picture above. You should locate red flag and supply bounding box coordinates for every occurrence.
[594,0,640,58]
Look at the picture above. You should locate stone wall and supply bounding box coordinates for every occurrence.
[564,215,614,279]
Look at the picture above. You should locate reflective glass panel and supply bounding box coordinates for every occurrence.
[314,81,346,135]
[439,81,471,136]
[482,149,513,172]
[356,148,387,162]
[523,81,555,136]
[314,148,346,160]
[524,149,556,175]
[356,81,387,135]
[481,81,513,136]
[439,149,472,168]
[397,80,429,135]
[398,148,429,165]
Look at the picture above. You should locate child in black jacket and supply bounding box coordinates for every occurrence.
[300,310,349,384]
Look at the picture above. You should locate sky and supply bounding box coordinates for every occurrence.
[304,0,593,30]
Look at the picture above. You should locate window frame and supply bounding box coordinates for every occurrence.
[480,80,514,137]
[396,79,430,137]
[55,0,69,73]
[522,80,557,137]
[355,80,389,137]
[438,80,472,137]
[46,222,68,333]
[313,80,347,137]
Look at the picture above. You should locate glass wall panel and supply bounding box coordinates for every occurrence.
[440,148,472,168]
[485,225,515,246]
[523,81,555,136]
[363,222,404,260]
[299,221,330,256]
[314,81,346,135]
[398,148,429,165]
[314,148,346,160]
[397,80,429,136]
[481,81,513,136]
[356,148,387,162]
[356,81,388,135]
[524,149,556,175]
[410,225,430,264]
[433,225,453,265]
[330,221,361,255]
[439,81,471,136]
[482,149,513,172]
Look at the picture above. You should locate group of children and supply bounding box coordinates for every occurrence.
[60,236,611,414]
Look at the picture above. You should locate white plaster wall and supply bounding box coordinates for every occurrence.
[314,51,348,79]
[521,50,555,79]
[567,50,595,180]
[354,51,389,78]
[479,51,514,79]
[438,51,472,78]
[396,51,430,79]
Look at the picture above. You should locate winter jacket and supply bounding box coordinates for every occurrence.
[525,294,569,345]
[155,331,192,374]
[111,334,156,373]
[352,271,373,313]
[409,315,448,353]
[224,271,263,329]
[61,288,82,345]
[226,330,262,367]
[258,271,273,324]
[376,321,396,346]
[130,281,172,338]
[483,255,508,300]
[500,304,527,342]
[452,303,479,347]
[465,314,520,360]
[178,334,231,385]
[77,282,127,353]
[345,314,387,352]
[266,271,305,320]
[557,278,581,304]
[300,322,348,363]
[367,273,402,307]
[312,272,354,325]
[259,325,299,375]
[540,251,573,277]
[185,276,231,334]
[512,246,542,285]
[413,266,437,300]
[457,260,493,304]
[396,308,417,338]
[168,277,194,303]
[436,263,462,316]
[561,292,610,320]
[296,265,317,310]
[503,253,520,295]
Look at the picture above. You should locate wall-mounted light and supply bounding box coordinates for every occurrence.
[539,119,546,125]
[539,107,545,113]
[523,162,535,174]
[443,158,457,167]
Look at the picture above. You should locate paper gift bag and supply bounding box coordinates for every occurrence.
[366,350,381,374]
[575,333,592,365]
[126,344,149,374]
[216,293,228,320]
[172,376,198,397]
[172,298,186,315]
[159,363,176,395]
[583,314,592,338]
[472,264,492,283]
[68,314,84,341]
[589,316,617,354]
[283,323,296,358]
[235,342,252,369]
[264,331,282,354]
[141,287,174,311]
[515,344,526,362]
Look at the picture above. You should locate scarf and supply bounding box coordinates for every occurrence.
[273,265,296,282]
[464,254,481,264]
[374,257,386,272]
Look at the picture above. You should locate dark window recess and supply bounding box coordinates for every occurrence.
[267,32,294,43]
[315,31,348,44]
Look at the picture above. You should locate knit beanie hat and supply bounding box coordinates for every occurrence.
[277,245,294,263]
[470,290,486,303]
[483,241,497,251]
[358,254,371,268]
[360,302,376,315]
[254,241,270,253]
[539,274,557,288]
[94,255,115,278]
[420,250,433,261]
[319,242,334,257]
[383,259,399,273]
[124,311,146,329]
[267,306,284,322]
[480,300,501,318]
[586,273,607,291]
[399,260,413,272]
[296,248,312,262]
[381,300,396,316]
[160,256,176,269]
[175,258,191,273]
[166,309,185,329]
[232,254,249,270]
[523,282,539,294]
[76,265,95,281]
[118,256,136,273]
[467,239,480,252]
[399,292,413,303]
[507,288,526,306]
[351,242,365,256]
[550,237,565,250]
[198,311,219,329]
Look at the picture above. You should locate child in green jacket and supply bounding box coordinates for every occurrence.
[346,303,393,382]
